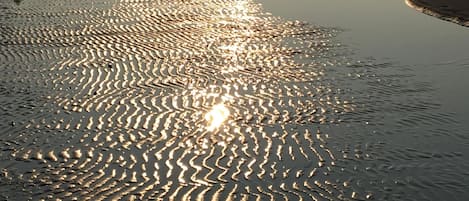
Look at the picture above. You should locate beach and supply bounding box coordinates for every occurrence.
[407,0,469,26]
[1,0,469,200]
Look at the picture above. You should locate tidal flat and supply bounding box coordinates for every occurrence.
[1,0,468,200]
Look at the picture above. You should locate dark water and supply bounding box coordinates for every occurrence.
[0,0,468,200]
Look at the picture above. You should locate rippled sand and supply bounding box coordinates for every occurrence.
[1,0,468,200]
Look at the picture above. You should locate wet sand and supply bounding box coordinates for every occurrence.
[407,0,469,26]
[0,0,365,199]
[1,0,469,200]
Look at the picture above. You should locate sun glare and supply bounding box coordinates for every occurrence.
[205,104,230,132]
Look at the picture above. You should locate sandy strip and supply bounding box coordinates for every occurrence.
[406,0,469,27]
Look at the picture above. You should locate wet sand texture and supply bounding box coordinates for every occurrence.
[407,0,469,26]
[1,0,469,200]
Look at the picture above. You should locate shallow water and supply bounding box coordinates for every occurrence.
[1,0,468,200]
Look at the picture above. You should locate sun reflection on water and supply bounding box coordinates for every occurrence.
[205,103,230,132]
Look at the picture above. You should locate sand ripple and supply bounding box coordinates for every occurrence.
[1,0,468,200]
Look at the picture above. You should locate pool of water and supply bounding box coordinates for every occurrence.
[259,0,469,119]
[258,1,469,200]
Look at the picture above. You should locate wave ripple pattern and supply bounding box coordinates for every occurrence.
[0,0,468,201]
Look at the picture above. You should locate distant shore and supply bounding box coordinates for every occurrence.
[406,0,469,27]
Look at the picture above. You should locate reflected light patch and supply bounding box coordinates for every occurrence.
[222,65,245,74]
[219,44,242,52]
[205,104,230,132]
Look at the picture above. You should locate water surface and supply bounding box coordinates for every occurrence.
[1,0,468,200]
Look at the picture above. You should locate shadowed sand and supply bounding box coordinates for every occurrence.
[406,0,469,26]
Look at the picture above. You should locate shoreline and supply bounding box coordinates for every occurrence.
[406,0,469,27]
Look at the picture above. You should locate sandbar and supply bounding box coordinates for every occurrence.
[406,0,469,26]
